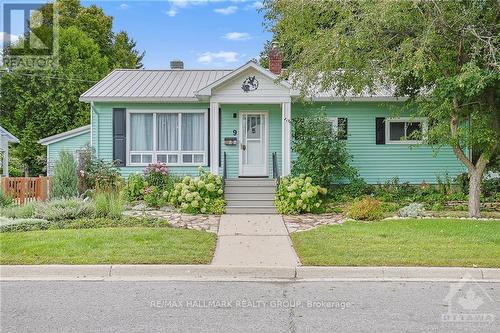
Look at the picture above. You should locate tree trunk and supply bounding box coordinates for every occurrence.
[468,170,482,218]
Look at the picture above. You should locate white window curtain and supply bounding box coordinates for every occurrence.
[181,113,205,151]
[130,114,153,151]
[157,113,178,151]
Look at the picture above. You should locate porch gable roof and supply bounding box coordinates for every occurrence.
[195,61,296,98]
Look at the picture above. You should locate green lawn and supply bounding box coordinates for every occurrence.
[291,219,500,267]
[0,227,216,265]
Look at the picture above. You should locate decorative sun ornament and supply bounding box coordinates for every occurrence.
[241,76,259,93]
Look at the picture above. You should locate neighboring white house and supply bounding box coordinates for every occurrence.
[0,126,20,177]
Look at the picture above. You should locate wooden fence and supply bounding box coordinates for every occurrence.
[1,177,50,205]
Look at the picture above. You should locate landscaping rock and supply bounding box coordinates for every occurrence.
[123,208,220,233]
[283,213,344,233]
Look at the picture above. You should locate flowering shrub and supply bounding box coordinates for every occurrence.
[78,146,123,193]
[143,186,168,208]
[345,196,384,221]
[124,173,146,202]
[144,163,174,190]
[169,168,224,214]
[275,175,327,214]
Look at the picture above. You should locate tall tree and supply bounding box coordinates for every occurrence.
[1,27,108,174]
[263,0,499,217]
[0,0,144,175]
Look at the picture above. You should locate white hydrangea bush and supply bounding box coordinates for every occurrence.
[275,174,327,214]
[169,167,225,214]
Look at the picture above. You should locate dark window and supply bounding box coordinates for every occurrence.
[389,122,405,141]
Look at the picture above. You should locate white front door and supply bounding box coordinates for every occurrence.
[239,112,268,177]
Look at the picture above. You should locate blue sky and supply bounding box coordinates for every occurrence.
[82,0,271,69]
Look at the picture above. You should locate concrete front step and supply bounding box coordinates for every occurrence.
[225,180,277,187]
[224,178,278,214]
[225,193,276,201]
[226,206,277,214]
[226,200,275,207]
[225,186,276,194]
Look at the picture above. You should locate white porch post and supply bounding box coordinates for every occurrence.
[210,101,220,175]
[1,137,8,177]
[282,100,291,176]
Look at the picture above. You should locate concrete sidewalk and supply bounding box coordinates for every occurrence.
[211,214,299,267]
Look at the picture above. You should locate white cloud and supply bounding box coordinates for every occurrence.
[214,6,238,15]
[0,32,21,45]
[198,51,239,65]
[119,3,129,10]
[166,8,178,17]
[246,1,263,10]
[223,32,252,41]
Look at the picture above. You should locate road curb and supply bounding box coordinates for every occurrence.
[1,265,499,282]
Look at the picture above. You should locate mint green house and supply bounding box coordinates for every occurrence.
[41,56,464,212]
[44,60,466,183]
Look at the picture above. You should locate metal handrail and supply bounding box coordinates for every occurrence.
[272,152,280,185]
[222,151,227,187]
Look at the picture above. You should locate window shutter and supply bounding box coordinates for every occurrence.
[375,117,385,144]
[113,108,126,166]
[338,118,348,140]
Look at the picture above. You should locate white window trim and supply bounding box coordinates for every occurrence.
[385,117,428,144]
[126,109,208,167]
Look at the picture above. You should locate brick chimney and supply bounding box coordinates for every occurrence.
[268,42,283,75]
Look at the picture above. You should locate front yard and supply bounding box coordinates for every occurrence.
[0,227,216,265]
[291,218,500,267]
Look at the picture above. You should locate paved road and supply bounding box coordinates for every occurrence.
[1,281,499,332]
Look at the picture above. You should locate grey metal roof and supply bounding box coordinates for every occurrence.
[80,69,233,102]
[38,125,90,145]
[0,126,19,143]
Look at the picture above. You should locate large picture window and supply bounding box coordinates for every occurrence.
[128,110,207,165]
[385,117,427,144]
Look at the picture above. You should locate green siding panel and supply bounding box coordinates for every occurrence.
[92,102,209,178]
[46,131,90,175]
[92,101,465,183]
[292,102,465,184]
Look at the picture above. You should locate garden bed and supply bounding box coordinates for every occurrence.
[291,218,500,267]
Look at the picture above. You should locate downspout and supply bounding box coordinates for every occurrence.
[91,102,99,157]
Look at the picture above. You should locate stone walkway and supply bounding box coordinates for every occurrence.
[123,208,220,233]
[283,213,344,232]
[212,215,299,267]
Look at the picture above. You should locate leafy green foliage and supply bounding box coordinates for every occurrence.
[78,146,123,192]
[291,112,356,187]
[143,186,168,208]
[399,203,425,218]
[93,192,123,219]
[169,168,225,214]
[144,163,176,191]
[345,197,384,221]
[263,0,499,217]
[0,191,14,208]
[275,175,327,214]
[0,0,144,175]
[124,173,146,202]
[0,198,95,221]
[51,151,78,199]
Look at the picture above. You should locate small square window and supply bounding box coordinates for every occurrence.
[142,155,152,164]
[168,155,179,163]
[131,154,141,163]
[194,154,204,163]
[157,154,167,163]
[182,154,193,163]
